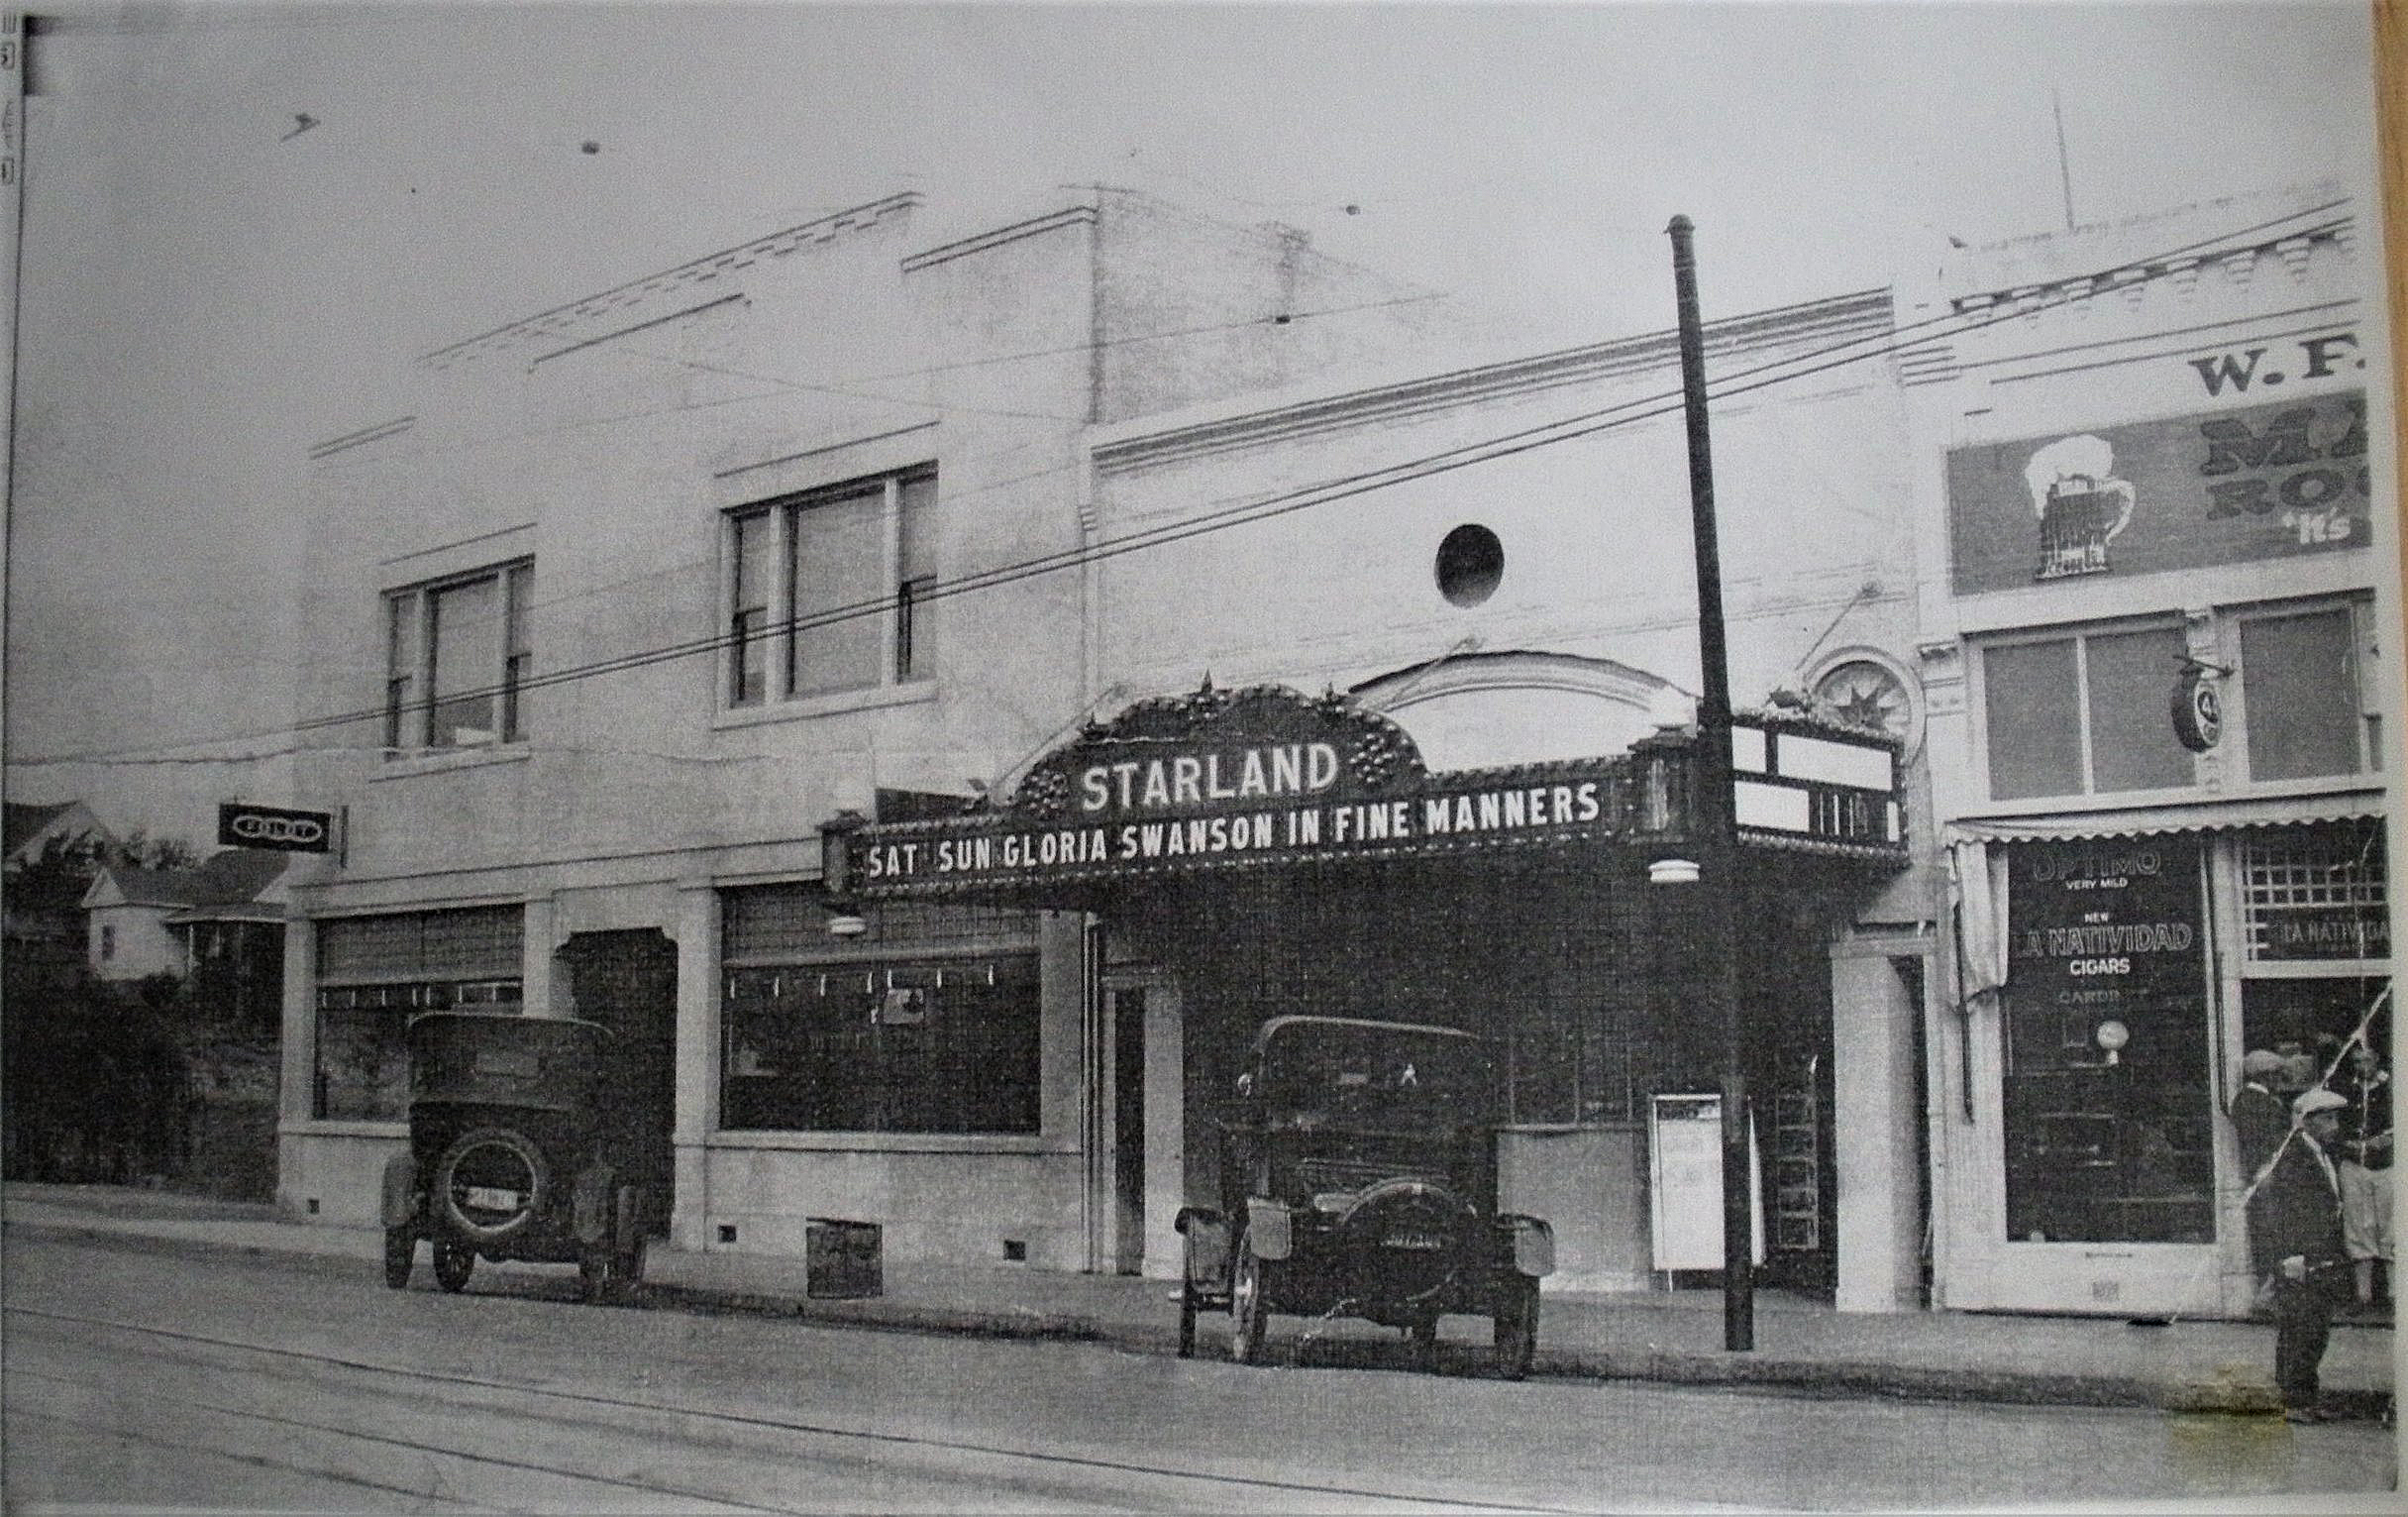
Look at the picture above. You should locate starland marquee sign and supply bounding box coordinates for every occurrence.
[838,683,1905,898]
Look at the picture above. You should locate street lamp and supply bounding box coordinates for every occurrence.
[1666,214,1753,1354]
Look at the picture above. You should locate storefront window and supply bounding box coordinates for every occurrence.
[719,889,1042,1136]
[314,906,524,1121]
[1999,838,2213,1244]
[2239,820,2390,1083]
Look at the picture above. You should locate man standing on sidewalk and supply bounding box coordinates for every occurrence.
[2231,1049,2290,1182]
[2335,1041,2392,1316]
[2249,1087,2352,1423]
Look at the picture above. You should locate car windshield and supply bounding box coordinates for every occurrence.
[1257,1022,1491,1131]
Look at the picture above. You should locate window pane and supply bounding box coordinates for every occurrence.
[2085,626,2194,792]
[314,1003,410,1120]
[1984,639,2082,799]
[502,565,532,740]
[720,954,1041,1134]
[897,473,937,682]
[2243,609,2361,781]
[385,595,419,748]
[788,485,885,697]
[429,576,499,746]
[730,510,772,704]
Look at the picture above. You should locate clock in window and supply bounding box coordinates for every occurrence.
[1813,659,1914,741]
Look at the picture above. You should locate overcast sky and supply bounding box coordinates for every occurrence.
[1,0,2382,845]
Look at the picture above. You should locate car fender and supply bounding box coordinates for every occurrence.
[380,1151,422,1231]
[1244,1198,1294,1260]
[1501,1213,1554,1278]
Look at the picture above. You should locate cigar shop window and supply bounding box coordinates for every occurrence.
[1978,621,2195,801]
[718,886,1041,1136]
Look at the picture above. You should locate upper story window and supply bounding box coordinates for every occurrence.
[385,561,532,753]
[2236,600,2376,782]
[1980,621,2194,801]
[726,468,936,709]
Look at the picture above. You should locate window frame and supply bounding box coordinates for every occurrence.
[721,466,936,712]
[383,560,534,755]
[2225,596,2377,785]
[1974,615,2198,803]
[715,888,1043,1139]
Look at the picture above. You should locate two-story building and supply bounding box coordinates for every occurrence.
[1909,182,2396,1318]
[279,187,1459,1263]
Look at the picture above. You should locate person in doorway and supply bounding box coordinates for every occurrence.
[2335,1041,2392,1316]
[2247,1086,2352,1423]
[2231,1049,2290,1183]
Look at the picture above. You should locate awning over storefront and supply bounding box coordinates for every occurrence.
[1944,790,2385,844]
[835,681,1906,902]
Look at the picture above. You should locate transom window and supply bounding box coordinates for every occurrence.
[2241,821,2388,964]
[726,468,936,708]
[1980,622,2194,801]
[385,562,532,752]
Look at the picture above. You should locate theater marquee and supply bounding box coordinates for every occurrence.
[837,682,1906,899]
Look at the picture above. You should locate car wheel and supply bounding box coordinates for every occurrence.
[433,1127,551,1247]
[382,1228,415,1290]
[1229,1249,1272,1366]
[432,1240,475,1293]
[1493,1274,1538,1380]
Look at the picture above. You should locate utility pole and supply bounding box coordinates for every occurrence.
[1666,213,1752,1353]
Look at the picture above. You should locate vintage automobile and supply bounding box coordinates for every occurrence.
[380,1012,650,1302]
[1175,1015,1552,1376]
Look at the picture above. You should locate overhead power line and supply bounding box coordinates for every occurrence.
[10,201,2356,770]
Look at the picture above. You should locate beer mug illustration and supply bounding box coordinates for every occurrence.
[2024,434,2136,580]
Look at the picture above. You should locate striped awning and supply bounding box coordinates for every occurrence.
[1945,790,2385,844]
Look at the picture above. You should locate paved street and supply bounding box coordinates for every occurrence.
[4,1232,2394,1514]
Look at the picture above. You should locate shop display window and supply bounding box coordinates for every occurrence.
[1998,838,2213,1245]
[720,954,1040,1134]
[719,888,1042,1136]
[314,906,525,1121]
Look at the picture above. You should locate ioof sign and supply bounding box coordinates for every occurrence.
[217,802,335,853]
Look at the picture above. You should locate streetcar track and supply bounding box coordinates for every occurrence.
[6,1360,781,1515]
[7,1303,1597,1514]
[2,1401,492,1514]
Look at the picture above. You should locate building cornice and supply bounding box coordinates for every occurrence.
[899,204,1099,273]
[1093,289,1892,474]
[418,192,922,372]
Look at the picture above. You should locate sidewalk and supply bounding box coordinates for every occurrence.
[6,1181,2393,1419]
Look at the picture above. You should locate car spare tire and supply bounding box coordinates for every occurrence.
[1333,1178,1475,1307]
[433,1126,552,1246]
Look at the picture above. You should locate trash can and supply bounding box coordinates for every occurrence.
[806,1218,883,1299]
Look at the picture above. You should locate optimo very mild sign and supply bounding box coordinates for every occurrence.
[2007,837,2204,1011]
[847,684,1651,895]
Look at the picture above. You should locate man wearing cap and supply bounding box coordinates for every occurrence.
[2231,1049,2290,1184]
[2248,1086,2352,1422]
[2335,1041,2392,1315]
